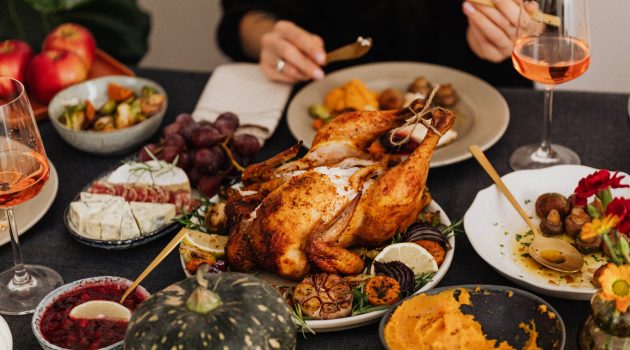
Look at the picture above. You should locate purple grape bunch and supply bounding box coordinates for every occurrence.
[138,112,261,197]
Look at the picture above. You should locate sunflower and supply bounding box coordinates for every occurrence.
[598,264,630,313]
[579,214,620,241]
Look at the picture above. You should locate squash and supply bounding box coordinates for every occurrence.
[125,270,296,349]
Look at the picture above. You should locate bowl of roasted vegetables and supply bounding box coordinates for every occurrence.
[49,75,167,155]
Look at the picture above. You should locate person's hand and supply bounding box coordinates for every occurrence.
[463,0,534,63]
[259,20,326,83]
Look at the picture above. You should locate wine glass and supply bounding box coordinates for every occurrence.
[0,77,63,315]
[510,0,590,170]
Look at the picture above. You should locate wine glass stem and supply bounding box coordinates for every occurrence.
[5,208,29,285]
[538,85,554,158]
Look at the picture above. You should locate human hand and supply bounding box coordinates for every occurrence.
[463,0,537,63]
[259,20,326,83]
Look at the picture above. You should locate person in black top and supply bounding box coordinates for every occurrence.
[218,0,532,87]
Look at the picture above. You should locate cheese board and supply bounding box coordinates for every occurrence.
[64,159,194,249]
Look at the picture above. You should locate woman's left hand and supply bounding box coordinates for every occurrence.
[463,0,523,63]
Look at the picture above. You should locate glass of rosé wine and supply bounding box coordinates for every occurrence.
[510,0,590,170]
[0,77,63,315]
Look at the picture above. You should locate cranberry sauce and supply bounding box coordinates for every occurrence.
[40,283,146,350]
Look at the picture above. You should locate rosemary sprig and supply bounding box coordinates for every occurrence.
[414,272,436,291]
[291,303,315,337]
[175,195,216,233]
[442,218,463,238]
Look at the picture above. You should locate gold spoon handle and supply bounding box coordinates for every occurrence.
[468,145,539,235]
[120,227,190,303]
[325,36,372,65]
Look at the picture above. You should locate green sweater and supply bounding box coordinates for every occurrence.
[1,0,150,64]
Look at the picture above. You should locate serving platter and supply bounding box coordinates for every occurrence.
[63,162,183,250]
[181,199,455,333]
[0,161,59,247]
[378,285,565,350]
[464,165,630,300]
[286,61,509,167]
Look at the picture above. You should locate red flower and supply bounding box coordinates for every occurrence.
[607,197,630,234]
[574,170,629,206]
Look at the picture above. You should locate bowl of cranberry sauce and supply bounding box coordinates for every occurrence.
[32,276,149,350]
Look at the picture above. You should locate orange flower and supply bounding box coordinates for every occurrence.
[598,264,630,313]
[579,214,620,241]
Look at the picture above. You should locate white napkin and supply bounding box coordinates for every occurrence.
[192,63,292,144]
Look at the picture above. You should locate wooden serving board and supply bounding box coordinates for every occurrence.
[32,49,135,121]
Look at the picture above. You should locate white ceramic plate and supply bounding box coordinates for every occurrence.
[0,161,59,247]
[464,165,630,300]
[287,62,509,167]
[0,315,12,350]
[181,200,454,332]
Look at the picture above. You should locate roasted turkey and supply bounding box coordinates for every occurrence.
[225,99,455,280]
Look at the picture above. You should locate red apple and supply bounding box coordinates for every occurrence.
[43,23,96,70]
[0,40,33,83]
[27,50,88,103]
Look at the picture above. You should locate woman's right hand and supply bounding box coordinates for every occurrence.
[259,20,326,83]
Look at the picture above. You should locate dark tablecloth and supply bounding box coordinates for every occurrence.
[1,68,629,350]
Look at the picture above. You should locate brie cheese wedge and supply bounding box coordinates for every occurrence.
[130,202,176,235]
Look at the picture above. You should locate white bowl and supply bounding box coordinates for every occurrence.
[32,276,149,350]
[49,76,167,155]
[464,165,630,300]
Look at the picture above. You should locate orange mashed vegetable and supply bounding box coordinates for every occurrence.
[383,289,542,350]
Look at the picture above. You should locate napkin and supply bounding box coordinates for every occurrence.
[192,63,292,144]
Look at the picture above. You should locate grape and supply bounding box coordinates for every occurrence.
[194,147,225,172]
[175,113,194,125]
[163,122,183,136]
[161,146,180,163]
[182,122,199,143]
[175,152,192,171]
[138,143,159,161]
[214,112,239,136]
[198,175,222,198]
[164,133,186,150]
[192,125,222,148]
[233,134,261,156]
[199,120,213,128]
[187,167,202,187]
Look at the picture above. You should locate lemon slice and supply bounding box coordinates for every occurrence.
[69,300,131,322]
[181,229,228,258]
[371,242,438,276]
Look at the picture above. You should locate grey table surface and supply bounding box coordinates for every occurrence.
[1,68,629,350]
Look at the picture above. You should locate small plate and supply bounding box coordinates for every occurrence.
[464,165,630,300]
[379,285,565,350]
[0,315,12,350]
[0,161,59,247]
[63,164,182,250]
[180,200,455,333]
[287,62,509,167]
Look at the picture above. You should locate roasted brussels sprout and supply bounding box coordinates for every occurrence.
[565,207,591,237]
[93,116,115,131]
[540,209,564,235]
[115,103,134,129]
[378,88,404,110]
[99,99,117,115]
[308,104,331,120]
[61,105,86,131]
[535,193,570,218]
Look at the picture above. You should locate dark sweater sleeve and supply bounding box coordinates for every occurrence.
[217,0,293,62]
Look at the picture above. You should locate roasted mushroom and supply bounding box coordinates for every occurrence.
[407,77,432,96]
[535,193,570,218]
[293,273,353,320]
[540,209,564,235]
[568,194,586,210]
[564,207,591,237]
[378,88,405,110]
[576,234,603,254]
[435,84,458,107]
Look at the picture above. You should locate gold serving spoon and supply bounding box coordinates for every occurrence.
[325,36,372,65]
[69,227,191,321]
[468,145,583,273]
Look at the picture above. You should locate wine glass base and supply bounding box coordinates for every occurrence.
[0,264,63,315]
[509,143,580,171]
